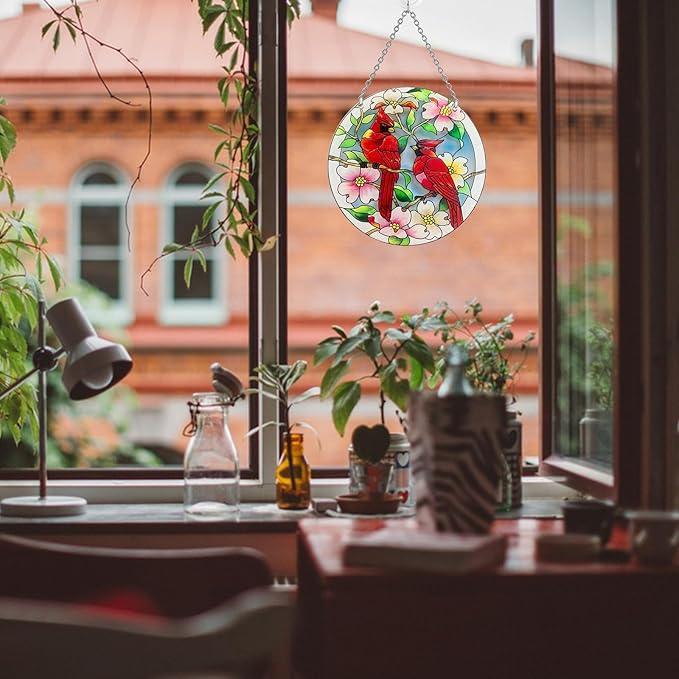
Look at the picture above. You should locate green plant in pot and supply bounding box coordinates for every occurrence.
[314,301,443,501]
[435,300,535,508]
[246,361,320,510]
[579,322,613,464]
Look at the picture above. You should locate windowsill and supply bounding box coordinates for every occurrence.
[0,496,568,537]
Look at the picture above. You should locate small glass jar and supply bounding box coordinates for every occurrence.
[184,392,239,516]
[275,432,310,510]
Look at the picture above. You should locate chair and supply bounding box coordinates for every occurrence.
[0,533,295,677]
[0,588,293,679]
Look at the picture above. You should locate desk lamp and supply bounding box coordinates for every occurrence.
[0,297,132,517]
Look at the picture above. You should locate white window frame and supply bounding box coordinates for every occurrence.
[68,162,133,327]
[159,163,228,326]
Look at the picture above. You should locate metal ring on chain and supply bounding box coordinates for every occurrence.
[358,8,458,108]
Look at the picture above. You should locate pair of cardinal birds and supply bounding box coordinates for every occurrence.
[360,105,463,230]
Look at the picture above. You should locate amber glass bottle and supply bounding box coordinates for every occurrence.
[276,432,311,510]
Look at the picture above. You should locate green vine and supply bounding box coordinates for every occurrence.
[142,0,301,291]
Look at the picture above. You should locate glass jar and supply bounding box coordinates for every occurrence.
[275,432,310,510]
[184,392,239,516]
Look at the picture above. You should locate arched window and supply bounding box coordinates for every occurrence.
[161,164,226,325]
[70,163,130,322]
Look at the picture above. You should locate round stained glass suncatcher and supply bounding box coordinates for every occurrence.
[328,86,486,246]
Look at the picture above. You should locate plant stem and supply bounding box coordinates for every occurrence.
[379,389,386,426]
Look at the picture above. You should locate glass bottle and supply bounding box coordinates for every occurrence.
[184,392,239,516]
[275,432,310,510]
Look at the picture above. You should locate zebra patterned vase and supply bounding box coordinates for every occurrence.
[408,391,507,534]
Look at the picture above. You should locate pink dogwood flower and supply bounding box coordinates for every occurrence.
[422,93,465,133]
[337,165,380,205]
[368,207,428,240]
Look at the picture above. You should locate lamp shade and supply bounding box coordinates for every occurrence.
[46,298,133,400]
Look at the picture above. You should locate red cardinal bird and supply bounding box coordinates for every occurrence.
[360,106,401,220]
[412,139,463,230]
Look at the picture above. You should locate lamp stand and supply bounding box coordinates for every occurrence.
[0,299,86,518]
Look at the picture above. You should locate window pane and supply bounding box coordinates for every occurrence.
[175,170,209,186]
[83,170,117,185]
[173,259,214,299]
[174,205,207,245]
[80,259,121,300]
[554,0,616,468]
[81,205,120,246]
[287,0,539,468]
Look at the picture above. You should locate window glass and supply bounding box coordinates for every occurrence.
[75,166,126,303]
[553,0,616,468]
[288,0,539,467]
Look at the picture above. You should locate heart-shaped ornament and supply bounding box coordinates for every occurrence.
[351,424,390,464]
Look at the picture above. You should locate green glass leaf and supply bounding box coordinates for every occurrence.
[345,206,376,222]
[450,120,465,140]
[340,138,356,149]
[421,122,438,134]
[406,108,416,130]
[388,236,403,245]
[439,197,449,212]
[335,126,346,135]
[408,88,433,102]
[403,172,411,189]
[397,135,409,153]
[459,181,471,196]
[394,186,414,202]
[345,150,368,164]
[362,113,375,124]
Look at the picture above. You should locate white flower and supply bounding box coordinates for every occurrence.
[439,153,468,189]
[408,200,450,240]
[371,88,418,116]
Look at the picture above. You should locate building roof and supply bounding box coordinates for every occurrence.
[0,0,535,96]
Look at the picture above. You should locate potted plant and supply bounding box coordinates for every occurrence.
[314,301,443,502]
[579,322,613,465]
[435,300,535,508]
[246,361,320,510]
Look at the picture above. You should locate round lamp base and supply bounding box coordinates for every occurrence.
[0,496,87,518]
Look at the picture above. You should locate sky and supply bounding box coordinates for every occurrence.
[0,0,612,67]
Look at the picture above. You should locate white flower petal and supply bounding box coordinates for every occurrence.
[433,210,451,226]
[417,200,436,217]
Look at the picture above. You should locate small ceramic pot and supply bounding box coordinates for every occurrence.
[563,499,615,545]
[349,461,394,498]
[627,510,679,565]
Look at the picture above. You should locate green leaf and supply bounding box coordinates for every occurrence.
[349,112,359,126]
[403,172,412,189]
[334,126,346,135]
[406,108,416,130]
[384,328,412,343]
[439,197,449,213]
[333,333,370,366]
[371,311,395,324]
[65,21,77,43]
[332,325,347,338]
[459,181,471,196]
[380,364,410,412]
[345,205,376,222]
[240,176,256,202]
[314,337,341,365]
[394,186,413,202]
[362,114,375,124]
[45,255,62,290]
[403,335,435,372]
[409,356,425,390]
[397,135,409,153]
[340,138,356,149]
[52,25,60,51]
[421,122,438,134]
[321,360,349,399]
[183,257,194,287]
[41,20,56,38]
[388,236,403,245]
[0,115,17,163]
[409,87,433,101]
[331,381,361,436]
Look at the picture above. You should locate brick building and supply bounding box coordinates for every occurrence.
[0,0,539,465]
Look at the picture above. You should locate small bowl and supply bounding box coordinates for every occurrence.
[626,510,679,565]
[336,493,401,516]
[563,499,616,545]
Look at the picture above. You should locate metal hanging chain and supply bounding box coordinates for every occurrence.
[358,3,459,107]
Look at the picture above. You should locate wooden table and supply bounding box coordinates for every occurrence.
[295,518,679,679]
